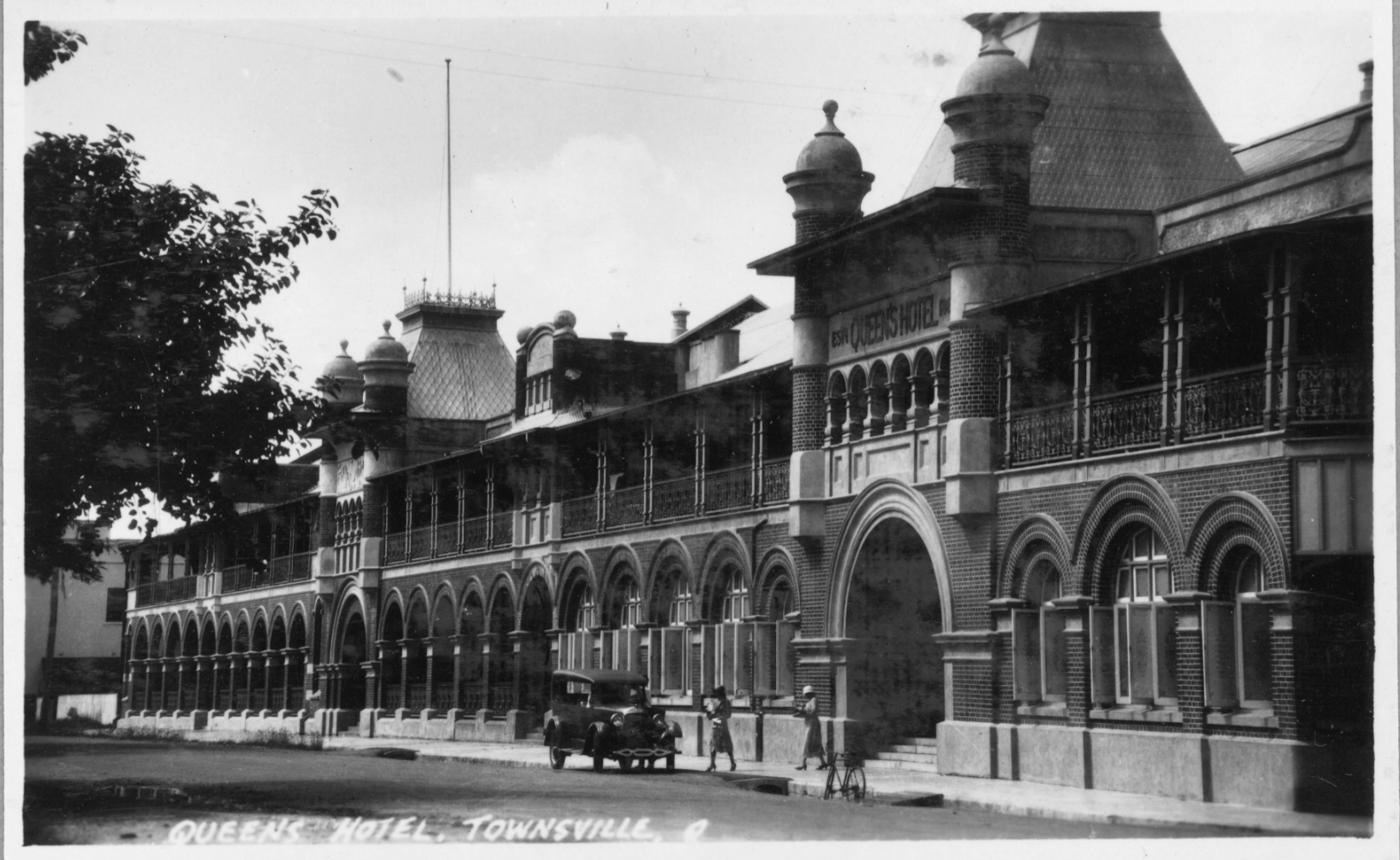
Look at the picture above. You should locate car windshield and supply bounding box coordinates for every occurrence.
[593,682,648,709]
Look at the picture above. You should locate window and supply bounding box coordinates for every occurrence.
[106,588,126,623]
[704,565,751,695]
[1092,528,1175,706]
[754,575,798,697]
[1203,549,1272,712]
[1013,559,1067,704]
[647,571,690,695]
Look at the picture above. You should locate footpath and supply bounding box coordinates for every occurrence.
[313,734,1372,838]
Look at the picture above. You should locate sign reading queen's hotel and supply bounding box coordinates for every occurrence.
[828,284,950,362]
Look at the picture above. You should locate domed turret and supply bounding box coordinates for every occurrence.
[317,339,364,410]
[783,101,874,243]
[953,18,1036,98]
[357,321,414,413]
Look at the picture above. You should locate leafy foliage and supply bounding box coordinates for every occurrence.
[25,126,338,583]
[24,21,86,84]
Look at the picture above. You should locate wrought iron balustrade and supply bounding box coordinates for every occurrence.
[135,576,198,607]
[289,551,314,582]
[383,532,407,565]
[1182,366,1265,438]
[489,512,513,548]
[434,521,459,557]
[760,458,790,505]
[652,474,695,521]
[461,514,489,551]
[1007,401,1076,465]
[606,486,645,528]
[406,525,434,561]
[1088,385,1161,451]
[562,495,597,537]
[1294,358,1370,422]
[222,564,255,593]
[459,687,486,713]
[704,464,751,513]
[406,685,428,713]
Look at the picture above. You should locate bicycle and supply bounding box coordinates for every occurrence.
[822,752,866,802]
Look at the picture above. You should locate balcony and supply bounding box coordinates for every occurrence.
[562,457,790,538]
[1002,360,1371,467]
[384,511,515,566]
[134,576,198,608]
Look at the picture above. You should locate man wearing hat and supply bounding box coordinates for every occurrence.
[795,685,829,771]
[704,686,736,772]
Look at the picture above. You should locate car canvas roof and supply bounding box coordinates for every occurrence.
[552,668,648,685]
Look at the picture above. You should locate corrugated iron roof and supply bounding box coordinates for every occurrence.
[1233,104,1368,177]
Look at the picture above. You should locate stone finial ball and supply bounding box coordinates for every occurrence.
[554,309,577,330]
[823,99,838,120]
[516,325,534,344]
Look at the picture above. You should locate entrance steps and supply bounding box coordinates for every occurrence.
[862,737,939,773]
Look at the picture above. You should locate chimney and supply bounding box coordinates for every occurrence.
[610,326,627,341]
[1359,60,1373,103]
[671,307,690,338]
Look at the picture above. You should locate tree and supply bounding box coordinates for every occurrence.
[25,124,339,584]
[24,21,86,84]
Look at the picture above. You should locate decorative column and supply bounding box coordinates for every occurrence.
[478,632,495,711]
[228,654,243,711]
[141,659,154,712]
[421,637,436,712]
[397,638,414,711]
[279,648,295,711]
[508,630,530,714]
[194,656,211,711]
[360,661,379,716]
[1051,597,1093,727]
[158,658,171,712]
[209,656,224,711]
[1165,591,1210,732]
[450,633,468,710]
[175,656,193,712]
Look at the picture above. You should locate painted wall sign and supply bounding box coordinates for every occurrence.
[336,458,364,494]
[829,285,949,360]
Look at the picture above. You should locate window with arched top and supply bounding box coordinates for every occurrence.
[1090,527,1176,708]
[826,372,848,446]
[1012,557,1068,706]
[1202,548,1272,715]
[703,563,751,697]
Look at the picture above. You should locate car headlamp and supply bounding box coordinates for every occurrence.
[611,714,624,728]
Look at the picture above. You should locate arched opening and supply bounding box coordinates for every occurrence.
[868,361,889,436]
[557,576,594,671]
[889,354,911,431]
[519,578,552,718]
[846,365,868,442]
[827,372,848,446]
[460,593,486,711]
[429,594,455,711]
[405,597,430,713]
[379,602,405,710]
[845,518,944,742]
[487,588,515,712]
[338,609,367,716]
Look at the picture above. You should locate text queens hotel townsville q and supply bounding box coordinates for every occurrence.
[118,13,1374,813]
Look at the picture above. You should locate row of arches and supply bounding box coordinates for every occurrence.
[315,535,801,721]
[127,603,313,715]
[827,343,950,444]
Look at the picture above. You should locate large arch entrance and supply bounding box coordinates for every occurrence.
[845,518,945,741]
[337,608,368,719]
[519,577,552,718]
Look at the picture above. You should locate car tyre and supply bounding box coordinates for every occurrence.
[665,754,675,773]
[618,756,633,772]
[550,746,567,770]
[592,749,606,773]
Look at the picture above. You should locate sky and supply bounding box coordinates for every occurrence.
[11,1,1379,389]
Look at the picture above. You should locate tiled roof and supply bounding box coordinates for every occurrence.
[1233,105,1368,177]
[403,326,516,421]
[904,13,1243,211]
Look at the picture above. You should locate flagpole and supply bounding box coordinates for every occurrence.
[446,58,453,298]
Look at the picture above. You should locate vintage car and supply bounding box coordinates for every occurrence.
[543,669,683,772]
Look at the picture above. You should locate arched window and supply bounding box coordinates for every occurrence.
[827,372,847,446]
[1109,527,1175,705]
[1203,548,1272,714]
[705,563,751,697]
[1012,558,1067,705]
[767,578,793,621]
[868,361,889,436]
[846,366,868,442]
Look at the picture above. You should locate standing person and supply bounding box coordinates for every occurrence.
[705,686,736,772]
[795,685,829,770]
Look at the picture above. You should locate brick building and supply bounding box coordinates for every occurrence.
[118,12,1373,813]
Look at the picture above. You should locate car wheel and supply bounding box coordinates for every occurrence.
[665,754,675,773]
[550,746,567,770]
[592,749,606,773]
[618,756,633,772]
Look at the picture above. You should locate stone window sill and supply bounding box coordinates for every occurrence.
[1206,710,1278,729]
[1016,702,1068,719]
[1089,705,1183,724]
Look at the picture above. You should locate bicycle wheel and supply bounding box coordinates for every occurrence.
[822,764,839,800]
[842,766,866,801]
